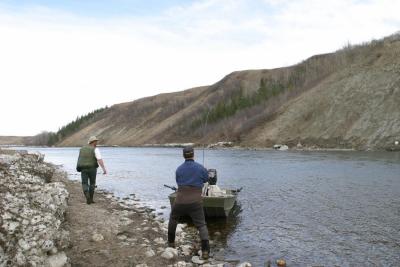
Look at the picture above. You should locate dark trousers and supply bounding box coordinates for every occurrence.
[168,202,209,243]
[81,167,97,193]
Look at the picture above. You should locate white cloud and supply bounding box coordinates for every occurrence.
[0,0,398,135]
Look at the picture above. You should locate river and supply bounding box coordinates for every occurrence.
[19,147,400,266]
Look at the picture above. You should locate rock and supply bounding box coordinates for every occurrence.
[91,233,104,242]
[174,261,187,267]
[237,262,252,267]
[45,252,68,267]
[3,221,20,234]
[191,256,204,264]
[208,141,234,148]
[42,240,55,252]
[50,247,58,255]
[0,246,5,259]
[56,230,71,249]
[160,250,174,260]
[135,264,148,267]
[145,249,156,258]
[117,234,127,240]
[175,224,184,234]
[153,237,165,244]
[273,144,289,151]
[18,239,31,251]
[165,247,178,257]
[15,251,26,266]
[296,142,303,149]
[180,245,192,256]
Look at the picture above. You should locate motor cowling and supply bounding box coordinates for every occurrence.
[207,169,217,185]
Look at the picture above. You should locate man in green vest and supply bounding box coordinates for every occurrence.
[76,136,107,204]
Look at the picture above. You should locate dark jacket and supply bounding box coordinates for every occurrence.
[76,146,98,171]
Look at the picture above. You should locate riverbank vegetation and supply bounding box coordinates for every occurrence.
[29,106,108,146]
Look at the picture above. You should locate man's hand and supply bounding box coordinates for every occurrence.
[98,159,107,175]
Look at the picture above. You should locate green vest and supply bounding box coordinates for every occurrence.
[77,146,99,170]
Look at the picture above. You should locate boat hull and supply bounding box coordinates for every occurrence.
[168,190,237,217]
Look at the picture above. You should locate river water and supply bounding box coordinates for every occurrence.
[19,147,400,266]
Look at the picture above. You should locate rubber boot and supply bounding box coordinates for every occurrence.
[84,191,90,204]
[201,240,210,260]
[168,233,175,248]
[89,189,95,204]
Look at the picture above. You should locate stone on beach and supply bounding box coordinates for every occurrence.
[191,256,205,264]
[173,261,188,267]
[154,237,165,244]
[45,252,68,267]
[237,262,252,267]
[161,247,178,259]
[0,151,70,267]
[91,233,104,242]
[161,250,175,260]
[180,245,192,256]
[145,249,156,258]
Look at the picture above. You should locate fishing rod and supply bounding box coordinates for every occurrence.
[202,107,211,166]
[163,184,177,191]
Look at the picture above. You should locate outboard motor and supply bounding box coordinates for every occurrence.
[207,169,217,185]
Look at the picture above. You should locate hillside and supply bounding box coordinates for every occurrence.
[0,136,30,146]
[6,33,400,150]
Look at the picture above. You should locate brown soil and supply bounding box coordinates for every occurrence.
[58,176,179,267]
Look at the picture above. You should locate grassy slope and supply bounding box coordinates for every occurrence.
[44,33,400,150]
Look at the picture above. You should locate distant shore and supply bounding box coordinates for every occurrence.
[4,143,400,152]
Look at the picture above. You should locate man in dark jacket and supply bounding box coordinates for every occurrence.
[76,136,107,204]
[168,146,210,259]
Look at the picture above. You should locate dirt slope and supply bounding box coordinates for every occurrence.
[244,43,400,150]
[52,33,400,150]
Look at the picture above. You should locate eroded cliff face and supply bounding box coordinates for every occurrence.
[243,43,400,150]
[0,150,70,267]
[15,33,400,150]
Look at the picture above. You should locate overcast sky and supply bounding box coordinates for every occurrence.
[1,0,399,136]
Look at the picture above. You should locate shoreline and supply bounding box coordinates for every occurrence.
[0,149,253,267]
[4,144,398,152]
[61,173,244,267]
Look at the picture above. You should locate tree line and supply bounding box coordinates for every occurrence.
[29,106,108,146]
[192,78,285,128]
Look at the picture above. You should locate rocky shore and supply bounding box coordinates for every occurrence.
[0,149,70,267]
[0,149,259,267]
